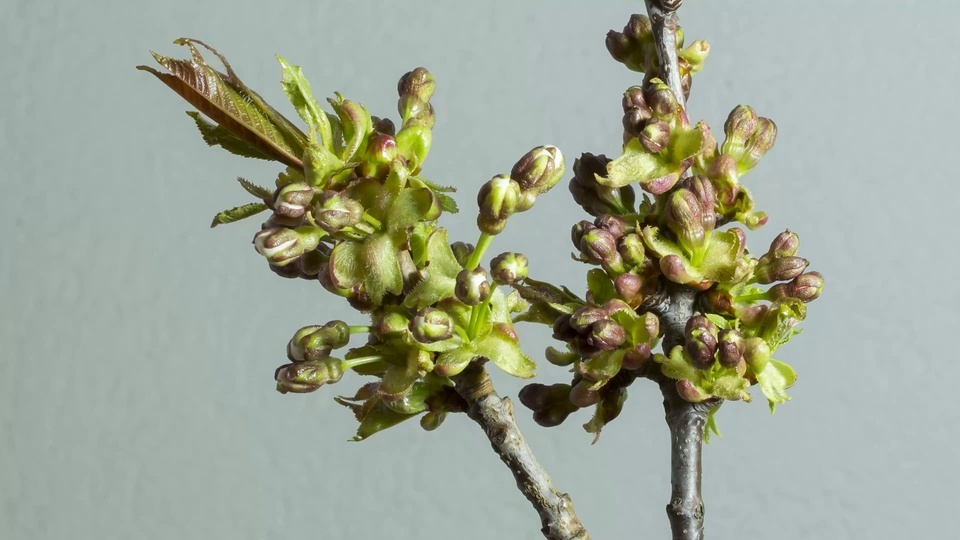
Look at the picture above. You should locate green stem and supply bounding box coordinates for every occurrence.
[734,292,768,303]
[466,232,494,271]
[362,212,383,230]
[342,355,383,370]
[348,326,372,334]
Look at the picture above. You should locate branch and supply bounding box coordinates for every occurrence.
[454,363,590,540]
[644,0,686,108]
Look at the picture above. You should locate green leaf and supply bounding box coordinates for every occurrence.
[139,39,306,169]
[583,385,627,443]
[437,193,459,214]
[277,55,333,151]
[655,346,698,382]
[756,359,797,412]
[185,111,272,161]
[760,298,807,352]
[236,177,273,199]
[586,269,616,305]
[511,277,584,325]
[704,404,722,444]
[396,124,432,172]
[210,202,268,228]
[352,399,418,441]
[698,229,743,283]
[474,328,536,379]
[434,347,478,377]
[403,228,462,309]
[329,233,404,305]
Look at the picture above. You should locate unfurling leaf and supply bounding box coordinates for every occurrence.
[210,202,268,227]
[756,359,797,412]
[185,111,271,161]
[277,55,334,151]
[138,38,307,169]
[236,177,274,200]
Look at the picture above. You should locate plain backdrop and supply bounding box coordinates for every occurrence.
[2,0,957,538]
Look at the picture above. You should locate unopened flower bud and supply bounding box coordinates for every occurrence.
[419,411,446,431]
[622,343,652,370]
[754,256,809,284]
[449,241,474,267]
[275,359,344,394]
[455,267,491,306]
[371,116,396,136]
[569,380,600,408]
[287,321,351,363]
[273,183,315,220]
[685,314,718,370]
[477,175,521,234]
[676,379,709,403]
[768,230,800,259]
[770,272,823,303]
[569,306,608,332]
[253,226,322,266]
[587,319,627,352]
[722,105,758,153]
[374,310,410,337]
[660,254,697,284]
[665,188,705,252]
[645,81,680,119]
[640,119,671,153]
[511,145,565,195]
[618,233,647,267]
[409,307,455,343]
[398,67,436,103]
[580,228,623,270]
[743,337,771,373]
[622,85,649,113]
[313,191,364,233]
[490,252,528,285]
[683,175,717,233]
[570,153,637,216]
[741,118,777,170]
[364,132,399,167]
[595,214,631,239]
[717,328,745,368]
[519,383,576,427]
[552,314,578,342]
[614,273,643,303]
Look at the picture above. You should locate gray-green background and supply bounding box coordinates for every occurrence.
[2,0,956,538]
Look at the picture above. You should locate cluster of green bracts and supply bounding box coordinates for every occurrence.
[140,40,565,439]
[515,15,823,438]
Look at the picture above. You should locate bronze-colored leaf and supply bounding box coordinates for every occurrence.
[138,38,307,169]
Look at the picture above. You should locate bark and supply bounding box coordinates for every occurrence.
[454,364,590,540]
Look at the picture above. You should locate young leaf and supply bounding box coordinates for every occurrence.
[138,39,306,169]
[185,111,271,161]
[474,328,536,379]
[756,359,797,413]
[236,177,274,200]
[277,55,334,151]
[210,202,268,228]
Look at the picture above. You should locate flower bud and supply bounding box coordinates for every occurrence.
[511,146,565,195]
[665,189,705,252]
[677,379,709,403]
[767,230,800,259]
[569,306,608,332]
[769,272,823,303]
[490,252,528,285]
[569,380,600,408]
[287,321,351,363]
[683,175,717,233]
[275,359,344,394]
[586,319,627,352]
[552,314,578,342]
[477,175,521,234]
[622,343,652,370]
[374,310,410,337]
[595,214,631,239]
[580,228,624,270]
[253,226,321,267]
[645,81,680,119]
[618,233,647,268]
[741,118,777,171]
[273,183,315,220]
[614,273,643,303]
[685,314,718,370]
[622,85,649,113]
[409,307,455,343]
[419,411,446,431]
[660,254,697,284]
[313,191,364,234]
[455,267,491,306]
[371,116,396,136]
[753,256,809,284]
[717,328,745,368]
[722,105,758,154]
[450,241,475,267]
[640,119,671,153]
[362,132,399,172]
[398,67,436,103]
[569,153,637,216]
[743,337,771,373]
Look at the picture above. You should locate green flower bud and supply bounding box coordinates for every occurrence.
[769,272,824,303]
[360,132,399,177]
[622,343,652,370]
[420,411,446,431]
[273,183,316,220]
[640,119,671,153]
[665,188,705,252]
[287,321,351,363]
[743,337,771,373]
[398,67,436,104]
[374,310,410,337]
[717,328,745,368]
[409,307,455,343]
[676,379,709,403]
[545,346,577,367]
[754,256,809,284]
[618,233,647,267]
[722,105,758,155]
[275,359,344,394]
[511,145,566,196]
[741,118,777,171]
[312,191,364,234]
[477,175,521,234]
[253,226,322,267]
[450,241,475,267]
[685,314,718,370]
[767,230,800,259]
[683,175,717,234]
[490,252,529,285]
[455,267,491,306]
